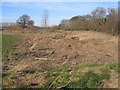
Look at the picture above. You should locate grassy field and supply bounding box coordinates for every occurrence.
[3,62,118,89]
[40,63,118,89]
[2,34,20,58]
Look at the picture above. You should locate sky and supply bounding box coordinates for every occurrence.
[2,1,119,26]
[2,0,120,2]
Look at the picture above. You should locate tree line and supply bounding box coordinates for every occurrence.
[59,7,118,35]
[16,7,118,35]
[16,9,48,29]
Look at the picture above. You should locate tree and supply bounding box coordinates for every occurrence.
[42,9,48,27]
[58,7,117,35]
[84,14,91,20]
[17,14,31,28]
[91,7,106,19]
[91,7,107,31]
[27,20,34,26]
[59,19,72,30]
[106,8,118,35]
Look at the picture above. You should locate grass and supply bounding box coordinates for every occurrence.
[2,34,19,49]
[84,63,102,67]
[65,71,102,89]
[2,34,20,58]
[40,63,118,89]
[15,83,29,88]
[22,69,36,74]
[3,61,118,88]
[2,62,117,89]
[40,66,70,88]
[62,71,110,89]
[104,63,120,72]
[2,72,9,79]
[13,51,25,58]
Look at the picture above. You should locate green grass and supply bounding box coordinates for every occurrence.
[3,62,117,89]
[84,63,102,67]
[104,63,120,72]
[13,51,25,58]
[2,34,19,49]
[2,72,10,79]
[62,71,102,89]
[41,63,117,89]
[62,71,110,89]
[40,66,70,88]
[2,34,20,58]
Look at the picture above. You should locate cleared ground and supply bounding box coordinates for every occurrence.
[2,30,118,88]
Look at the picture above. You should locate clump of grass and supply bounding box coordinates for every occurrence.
[22,69,36,74]
[3,73,18,81]
[41,63,116,89]
[101,68,109,74]
[2,49,12,58]
[2,34,20,58]
[105,63,120,72]
[40,66,68,74]
[41,66,70,89]
[15,83,29,88]
[54,71,70,88]
[84,63,102,67]
[2,34,19,49]
[2,72,9,79]
[62,71,102,89]
[100,67,110,80]
[62,71,110,89]
[13,51,25,58]
[80,40,88,45]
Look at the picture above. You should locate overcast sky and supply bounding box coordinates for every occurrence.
[2,1,119,26]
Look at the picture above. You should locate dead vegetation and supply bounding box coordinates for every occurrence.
[2,30,118,88]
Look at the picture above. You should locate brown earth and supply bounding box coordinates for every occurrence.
[10,30,118,66]
[2,30,118,88]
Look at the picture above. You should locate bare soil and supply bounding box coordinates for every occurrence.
[11,30,118,66]
[2,30,118,88]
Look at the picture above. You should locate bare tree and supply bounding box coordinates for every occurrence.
[91,7,106,19]
[42,9,48,27]
[106,8,118,35]
[91,7,107,31]
[58,7,118,35]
